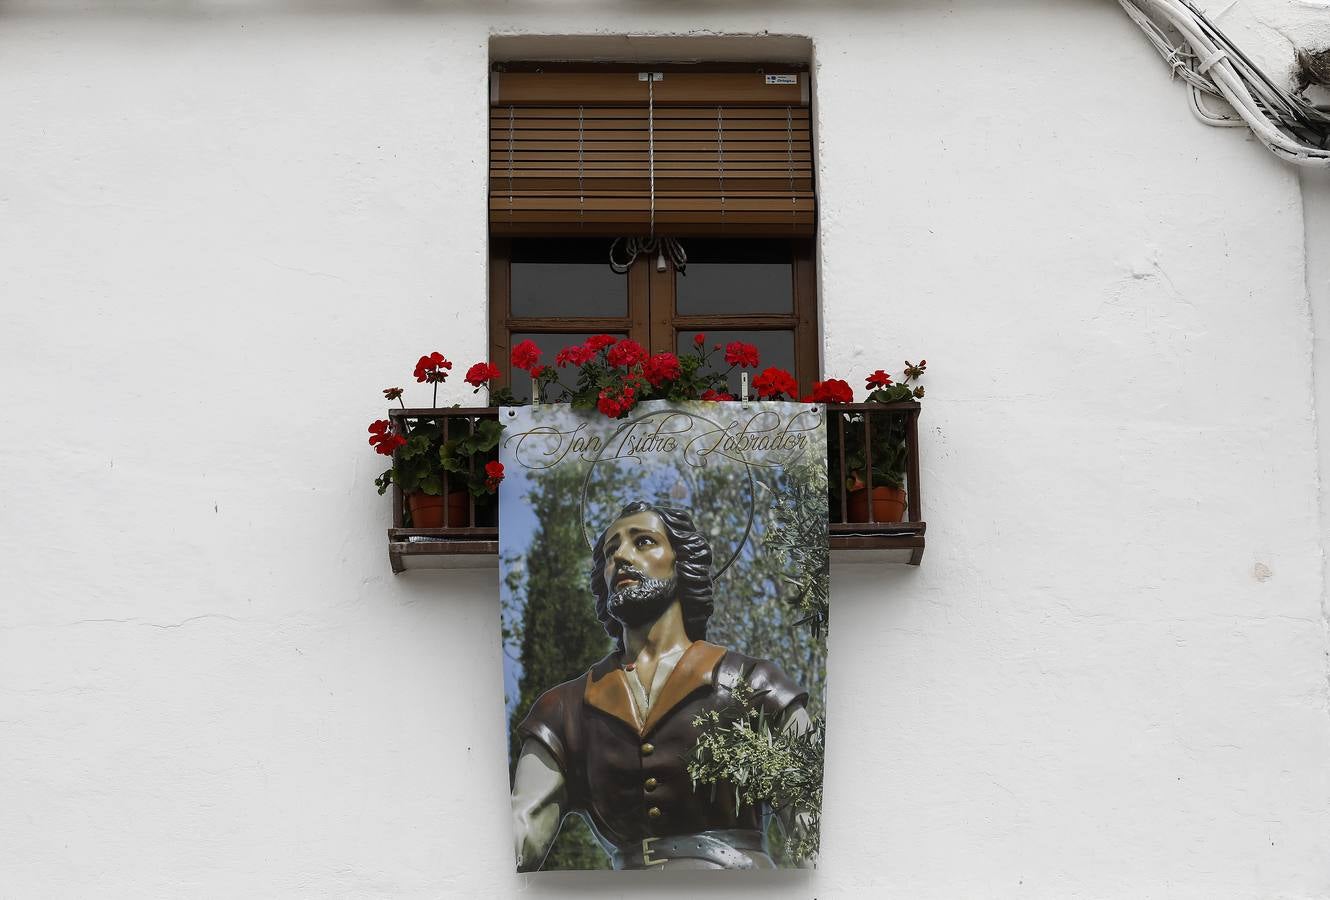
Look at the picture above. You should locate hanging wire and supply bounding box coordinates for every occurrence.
[1118,0,1330,166]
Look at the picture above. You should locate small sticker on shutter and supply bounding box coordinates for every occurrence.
[765,74,798,85]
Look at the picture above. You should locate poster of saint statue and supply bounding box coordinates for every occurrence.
[499,399,830,872]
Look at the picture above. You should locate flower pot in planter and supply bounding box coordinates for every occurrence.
[846,485,907,524]
[406,491,471,528]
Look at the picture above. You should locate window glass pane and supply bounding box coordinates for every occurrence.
[509,332,626,402]
[510,239,626,318]
[677,330,797,396]
[675,240,793,316]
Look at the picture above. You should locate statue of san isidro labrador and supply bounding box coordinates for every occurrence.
[510,500,811,871]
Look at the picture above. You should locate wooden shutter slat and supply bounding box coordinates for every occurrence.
[492,129,811,142]
[491,151,812,163]
[497,192,815,201]
[492,140,807,153]
[492,200,815,215]
[492,160,813,171]
[495,177,814,189]
[492,113,810,124]
[492,220,813,236]
[495,118,808,133]
[494,172,815,183]
[493,106,809,120]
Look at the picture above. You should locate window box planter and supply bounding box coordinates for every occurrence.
[385,403,924,573]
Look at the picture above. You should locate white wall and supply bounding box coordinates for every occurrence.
[2,2,1328,897]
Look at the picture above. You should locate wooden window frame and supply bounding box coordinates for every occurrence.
[488,236,821,394]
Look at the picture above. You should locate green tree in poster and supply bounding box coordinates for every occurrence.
[505,461,645,870]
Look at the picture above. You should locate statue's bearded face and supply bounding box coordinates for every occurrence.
[602,511,678,627]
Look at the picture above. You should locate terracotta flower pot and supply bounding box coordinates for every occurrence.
[406,491,471,528]
[846,485,907,524]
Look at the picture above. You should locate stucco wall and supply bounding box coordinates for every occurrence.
[2,2,1328,897]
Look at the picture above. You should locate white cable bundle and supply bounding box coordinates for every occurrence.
[1120,0,1330,167]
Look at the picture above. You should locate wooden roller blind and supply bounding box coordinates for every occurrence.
[489,70,815,236]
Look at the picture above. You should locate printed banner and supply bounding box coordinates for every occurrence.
[500,400,829,872]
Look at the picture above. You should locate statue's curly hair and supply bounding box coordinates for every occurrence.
[591,501,714,652]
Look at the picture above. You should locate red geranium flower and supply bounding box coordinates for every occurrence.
[597,385,637,419]
[694,333,706,346]
[510,340,541,373]
[413,352,452,384]
[484,460,505,491]
[700,389,734,401]
[809,378,854,404]
[865,370,893,389]
[643,352,681,387]
[368,419,407,456]
[607,338,648,369]
[529,365,549,378]
[585,334,617,352]
[464,362,500,388]
[753,367,798,400]
[724,341,760,369]
[555,344,594,368]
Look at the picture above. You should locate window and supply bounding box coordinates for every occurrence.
[490,235,818,400]
[488,64,818,397]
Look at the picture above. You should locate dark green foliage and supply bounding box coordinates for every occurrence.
[762,459,830,638]
[376,420,444,496]
[439,418,503,497]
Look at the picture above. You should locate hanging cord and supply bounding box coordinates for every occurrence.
[1118,0,1330,166]
[717,106,726,223]
[647,74,657,236]
[577,105,585,224]
[506,105,515,222]
[609,236,687,275]
[787,106,796,227]
[607,75,687,275]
